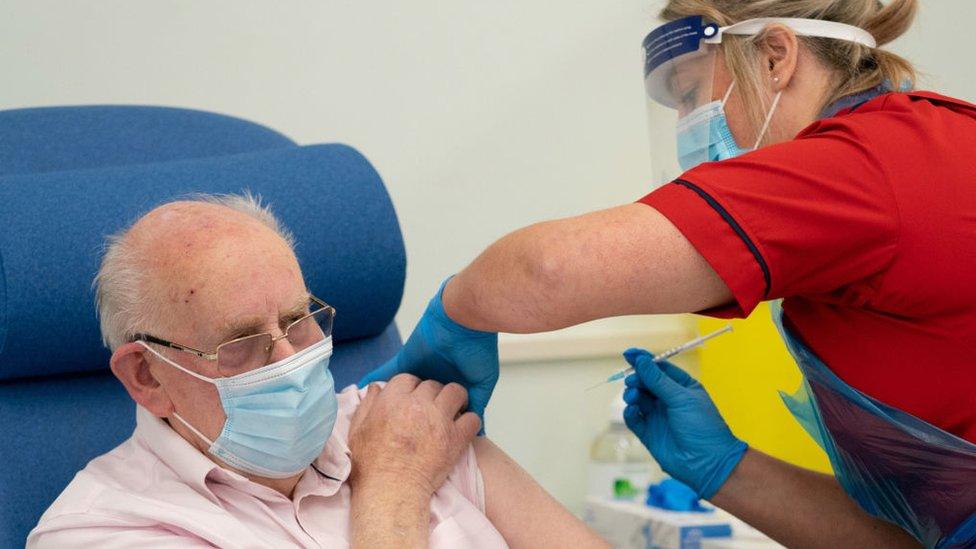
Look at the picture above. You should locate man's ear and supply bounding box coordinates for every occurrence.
[759,25,799,91]
[110,342,175,417]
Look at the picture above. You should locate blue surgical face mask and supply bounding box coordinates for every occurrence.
[141,337,338,479]
[676,82,782,172]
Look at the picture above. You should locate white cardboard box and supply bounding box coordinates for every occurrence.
[582,497,782,549]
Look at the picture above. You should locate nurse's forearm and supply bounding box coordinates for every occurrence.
[444,204,732,333]
[711,449,919,548]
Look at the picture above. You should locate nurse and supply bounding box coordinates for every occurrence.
[363,0,976,546]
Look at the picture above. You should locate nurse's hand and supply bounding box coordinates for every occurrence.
[358,278,499,432]
[622,348,747,500]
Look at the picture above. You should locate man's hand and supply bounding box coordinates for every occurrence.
[348,374,481,548]
[357,279,499,433]
[349,373,482,496]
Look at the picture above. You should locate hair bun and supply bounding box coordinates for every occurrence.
[864,0,918,47]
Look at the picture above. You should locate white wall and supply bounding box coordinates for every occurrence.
[0,0,660,328]
[4,0,975,514]
[3,0,972,327]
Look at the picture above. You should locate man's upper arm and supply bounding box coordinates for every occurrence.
[472,437,609,548]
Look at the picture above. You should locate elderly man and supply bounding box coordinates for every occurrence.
[27,194,607,548]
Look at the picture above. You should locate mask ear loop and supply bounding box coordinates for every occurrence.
[171,413,217,447]
[720,81,736,107]
[137,341,219,447]
[753,90,783,150]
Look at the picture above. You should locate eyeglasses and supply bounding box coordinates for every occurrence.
[133,295,335,377]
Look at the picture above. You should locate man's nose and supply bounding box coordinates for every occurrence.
[268,333,297,364]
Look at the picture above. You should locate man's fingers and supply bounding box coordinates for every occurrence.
[415,379,444,401]
[351,383,382,429]
[454,411,481,443]
[386,373,422,393]
[434,383,469,417]
[360,382,381,411]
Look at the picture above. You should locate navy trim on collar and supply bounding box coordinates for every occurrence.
[819,84,891,119]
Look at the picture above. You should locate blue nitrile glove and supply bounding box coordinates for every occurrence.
[621,348,747,500]
[646,478,711,513]
[358,278,499,431]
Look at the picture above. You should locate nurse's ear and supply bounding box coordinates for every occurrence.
[756,25,799,92]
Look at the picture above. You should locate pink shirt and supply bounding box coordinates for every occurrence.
[28,386,507,548]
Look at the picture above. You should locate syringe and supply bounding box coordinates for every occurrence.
[585,324,733,391]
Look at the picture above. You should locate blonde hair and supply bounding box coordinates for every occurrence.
[661,0,918,138]
[93,191,295,351]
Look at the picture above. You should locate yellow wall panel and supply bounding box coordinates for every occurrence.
[696,303,832,473]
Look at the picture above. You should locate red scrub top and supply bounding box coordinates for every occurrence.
[640,91,976,443]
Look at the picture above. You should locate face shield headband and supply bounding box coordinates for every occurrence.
[642,16,876,184]
[643,15,876,108]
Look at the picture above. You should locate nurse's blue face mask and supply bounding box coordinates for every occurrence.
[137,300,339,479]
[675,82,782,171]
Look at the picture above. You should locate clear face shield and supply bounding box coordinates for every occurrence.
[642,16,878,186]
[644,17,722,186]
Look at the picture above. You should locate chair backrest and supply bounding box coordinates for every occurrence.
[0,106,405,546]
[0,105,296,176]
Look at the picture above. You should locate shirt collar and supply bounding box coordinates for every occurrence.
[134,385,360,503]
[133,407,290,502]
[315,419,351,481]
[312,391,359,484]
[293,386,362,501]
[134,406,224,498]
[819,83,891,119]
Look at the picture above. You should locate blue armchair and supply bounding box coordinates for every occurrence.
[0,105,406,546]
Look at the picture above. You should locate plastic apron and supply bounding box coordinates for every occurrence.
[771,301,976,548]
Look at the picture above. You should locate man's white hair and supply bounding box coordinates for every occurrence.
[93,191,296,351]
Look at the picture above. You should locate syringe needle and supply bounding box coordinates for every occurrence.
[585,324,733,391]
[584,371,627,391]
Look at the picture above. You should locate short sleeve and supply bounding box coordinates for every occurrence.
[640,114,900,317]
[445,444,485,512]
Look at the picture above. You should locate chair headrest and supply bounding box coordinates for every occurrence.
[0,105,296,177]
[0,144,405,381]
